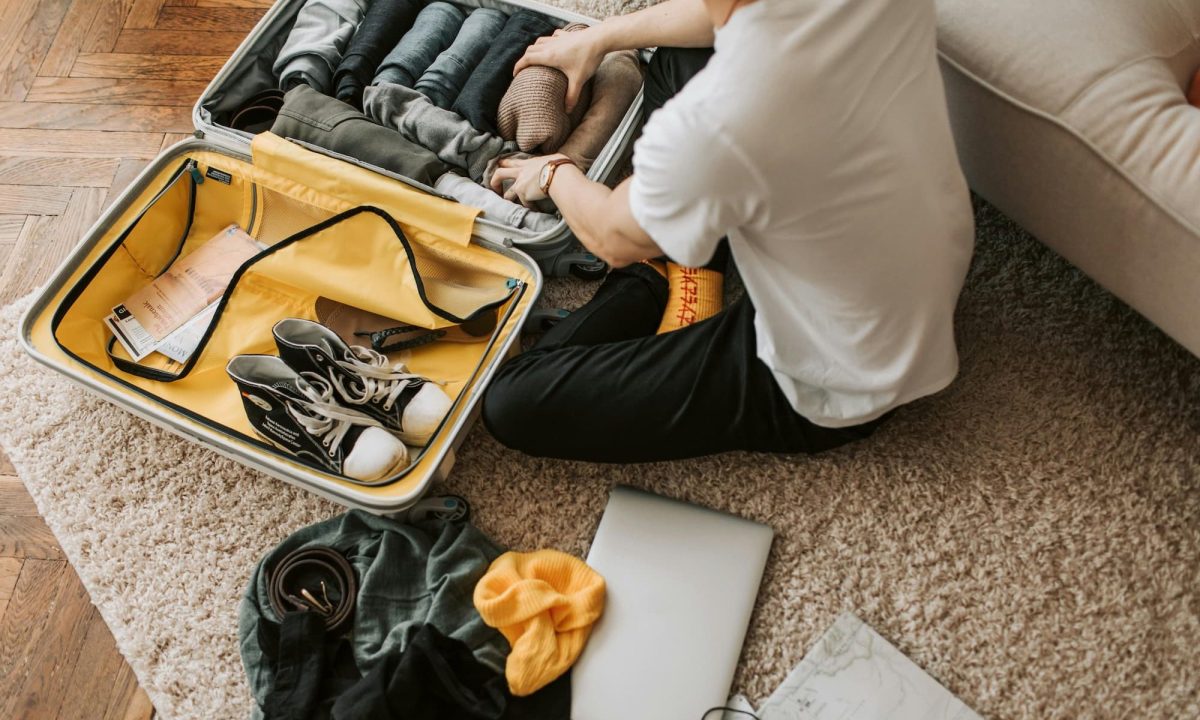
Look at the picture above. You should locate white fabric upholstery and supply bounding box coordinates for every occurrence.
[936,0,1200,355]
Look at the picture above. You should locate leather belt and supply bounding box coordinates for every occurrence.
[267,545,357,636]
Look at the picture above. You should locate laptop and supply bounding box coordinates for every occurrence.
[572,486,775,720]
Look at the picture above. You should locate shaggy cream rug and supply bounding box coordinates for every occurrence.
[3,192,1200,719]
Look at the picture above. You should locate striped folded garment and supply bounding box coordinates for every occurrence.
[496,23,592,153]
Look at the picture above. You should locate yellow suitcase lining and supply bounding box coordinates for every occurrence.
[42,134,537,492]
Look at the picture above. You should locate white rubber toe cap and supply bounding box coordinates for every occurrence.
[400,383,453,446]
[342,427,409,482]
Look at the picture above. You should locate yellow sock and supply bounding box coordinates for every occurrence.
[656,263,724,334]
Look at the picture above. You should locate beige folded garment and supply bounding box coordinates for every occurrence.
[559,49,642,171]
[497,23,592,153]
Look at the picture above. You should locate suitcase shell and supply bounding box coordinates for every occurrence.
[194,0,645,278]
[21,0,646,514]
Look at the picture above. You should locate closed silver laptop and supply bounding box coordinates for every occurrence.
[573,486,774,719]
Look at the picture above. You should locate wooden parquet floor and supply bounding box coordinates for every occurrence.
[0,0,268,716]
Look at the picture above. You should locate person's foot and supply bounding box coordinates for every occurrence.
[226,355,409,482]
[272,318,453,446]
[656,263,724,334]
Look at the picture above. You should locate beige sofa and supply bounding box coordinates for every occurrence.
[936,0,1200,356]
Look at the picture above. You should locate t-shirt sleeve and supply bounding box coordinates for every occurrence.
[628,104,761,267]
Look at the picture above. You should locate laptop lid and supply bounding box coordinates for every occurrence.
[572,486,774,720]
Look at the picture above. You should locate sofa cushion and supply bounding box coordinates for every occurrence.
[936,0,1200,355]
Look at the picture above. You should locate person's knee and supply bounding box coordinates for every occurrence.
[480,361,543,455]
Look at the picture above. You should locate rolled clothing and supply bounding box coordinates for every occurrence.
[274,0,370,94]
[497,23,591,153]
[373,2,466,89]
[240,511,509,719]
[364,82,517,183]
[452,10,557,134]
[415,8,508,109]
[272,84,449,187]
[558,50,643,170]
[333,0,423,108]
[435,173,560,233]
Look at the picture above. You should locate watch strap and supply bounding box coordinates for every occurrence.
[540,158,576,195]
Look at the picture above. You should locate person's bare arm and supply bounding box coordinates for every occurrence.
[490,156,661,268]
[514,0,713,111]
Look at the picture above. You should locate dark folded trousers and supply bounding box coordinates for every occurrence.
[270,85,448,186]
[333,0,423,108]
[480,49,889,462]
[452,10,556,134]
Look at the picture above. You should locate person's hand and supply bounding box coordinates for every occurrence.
[489,154,567,206]
[513,27,606,113]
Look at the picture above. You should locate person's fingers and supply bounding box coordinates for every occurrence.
[564,77,583,114]
[513,51,534,76]
[489,167,515,194]
[552,28,566,37]
[535,35,552,45]
[503,186,520,203]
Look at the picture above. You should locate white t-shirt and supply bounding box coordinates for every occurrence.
[628,0,975,428]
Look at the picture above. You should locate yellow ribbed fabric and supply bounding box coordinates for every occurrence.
[473,550,606,696]
[656,263,724,334]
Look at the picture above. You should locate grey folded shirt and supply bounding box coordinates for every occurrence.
[363,82,517,183]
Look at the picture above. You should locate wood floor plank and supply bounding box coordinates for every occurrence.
[125,0,167,29]
[0,216,27,270]
[116,686,154,720]
[0,215,24,246]
[0,557,21,624]
[0,0,73,101]
[189,0,274,7]
[0,156,118,187]
[102,662,148,720]
[5,564,98,720]
[0,515,66,560]
[37,0,105,77]
[106,158,151,207]
[71,52,227,81]
[0,560,67,706]
[25,76,207,106]
[54,610,125,720]
[159,132,193,152]
[0,477,39,516]
[0,101,193,132]
[0,186,106,302]
[0,128,165,158]
[81,0,135,53]
[0,184,71,214]
[155,6,264,32]
[114,28,247,56]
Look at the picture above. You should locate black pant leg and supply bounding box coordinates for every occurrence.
[643,47,715,117]
[531,263,666,350]
[483,293,884,463]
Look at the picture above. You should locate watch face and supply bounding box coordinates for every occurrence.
[539,163,552,190]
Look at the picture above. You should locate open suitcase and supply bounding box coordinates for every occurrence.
[19,0,644,515]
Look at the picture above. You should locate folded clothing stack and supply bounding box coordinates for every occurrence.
[239,0,646,233]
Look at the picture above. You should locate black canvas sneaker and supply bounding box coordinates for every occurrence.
[226,355,409,483]
[272,318,452,446]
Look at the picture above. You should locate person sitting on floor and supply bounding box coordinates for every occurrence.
[483,0,975,462]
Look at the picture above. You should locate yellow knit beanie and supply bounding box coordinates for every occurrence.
[473,550,606,696]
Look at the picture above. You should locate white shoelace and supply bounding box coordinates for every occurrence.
[288,376,380,458]
[326,345,431,412]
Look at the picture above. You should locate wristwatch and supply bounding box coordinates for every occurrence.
[539,158,576,195]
